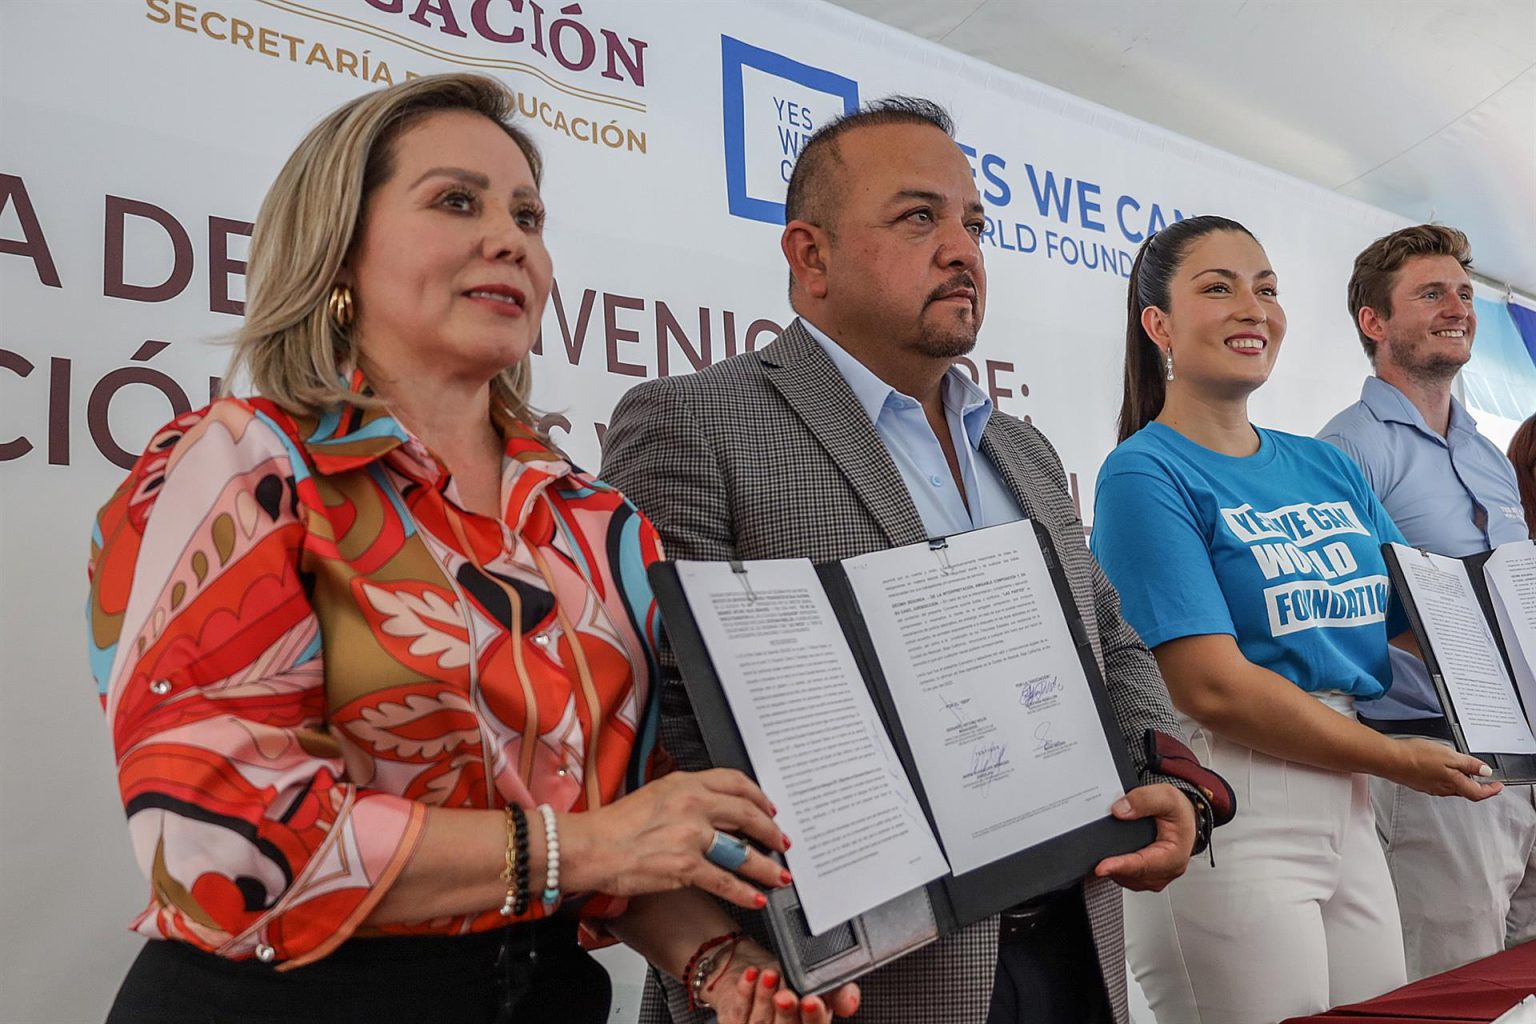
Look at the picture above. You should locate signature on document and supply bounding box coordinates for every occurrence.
[1019,674,1062,709]
[1034,720,1068,755]
[966,741,1009,795]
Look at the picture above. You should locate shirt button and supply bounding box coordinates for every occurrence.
[929,474,944,487]
[255,944,276,963]
[150,680,171,695]
[532,633,552,647]
[556,766,570,778]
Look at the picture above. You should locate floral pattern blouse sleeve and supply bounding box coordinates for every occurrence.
[88,400,426,968]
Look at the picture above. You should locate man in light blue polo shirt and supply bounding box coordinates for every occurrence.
[1319,224,1536,981]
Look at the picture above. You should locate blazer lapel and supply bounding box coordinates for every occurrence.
[759,320,927,548]
[979,420,1045,525]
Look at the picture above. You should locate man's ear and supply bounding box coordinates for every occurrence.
[1358,305,1389,348]
[782,220,831,300]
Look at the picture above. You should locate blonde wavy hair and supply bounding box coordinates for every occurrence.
[227,73,543,421]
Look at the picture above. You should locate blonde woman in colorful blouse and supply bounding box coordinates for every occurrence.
[87,74,859,1024]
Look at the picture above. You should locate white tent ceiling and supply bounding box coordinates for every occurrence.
[825,0,1536,297]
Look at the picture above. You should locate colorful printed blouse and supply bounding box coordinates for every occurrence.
[87,384,664,967]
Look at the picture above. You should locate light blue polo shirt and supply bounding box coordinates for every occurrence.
[1319,376,1531,720]
[801,319,1022,535]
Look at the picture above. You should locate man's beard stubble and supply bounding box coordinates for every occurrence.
[916,273,981,360]
[1390,328,1471,388]
[915,320,978,360]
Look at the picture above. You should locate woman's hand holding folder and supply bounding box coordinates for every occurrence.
[716,962,861,1024]
[1384,738,1502,800]
[563,767,790,909]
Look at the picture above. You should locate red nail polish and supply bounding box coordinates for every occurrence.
[782,835,792,851]
[803,997,819,1013]
[770,802,779,815]
[742,967,758,983]
[761,969,778,988]
[780,869,793,885]
[754,892,767,908]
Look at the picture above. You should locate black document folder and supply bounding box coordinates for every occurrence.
[1383,542,1536,783]
[649,520,1155,994]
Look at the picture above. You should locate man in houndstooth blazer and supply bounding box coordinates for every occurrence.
[602,99,1202,1024]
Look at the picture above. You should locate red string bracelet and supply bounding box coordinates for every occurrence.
[684,930,744,1011]
[704,937,743,999]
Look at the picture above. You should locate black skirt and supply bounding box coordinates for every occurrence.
[105,919,611,1024]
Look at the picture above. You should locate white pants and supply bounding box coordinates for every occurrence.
[1372,749,1536,980]
[1126,703,1406,1024]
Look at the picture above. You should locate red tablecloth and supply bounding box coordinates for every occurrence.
[1281,942,1536,1022]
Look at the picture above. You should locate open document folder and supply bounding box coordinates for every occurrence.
[649,519,1155,994]
[1384,540,1536,782]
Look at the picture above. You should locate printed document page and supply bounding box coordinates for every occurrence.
[1390,543,1536,753]
[674,559,949,935]
[841,522,1126,875]
[1484,541,1536,732]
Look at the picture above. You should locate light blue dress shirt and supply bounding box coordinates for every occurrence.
[1319,375,1531,720]
[801,319,1023,536]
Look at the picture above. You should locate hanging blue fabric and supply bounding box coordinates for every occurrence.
[1461,298,1536,422]
[1509,301,1536,370]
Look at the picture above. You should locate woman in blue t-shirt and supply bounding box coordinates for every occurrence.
[1091,215,1498,1024]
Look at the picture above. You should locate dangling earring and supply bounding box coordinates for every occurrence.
[327,283,354,330]
[1163,347,1175,382]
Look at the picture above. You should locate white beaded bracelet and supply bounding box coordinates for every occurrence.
[536,803,560,912]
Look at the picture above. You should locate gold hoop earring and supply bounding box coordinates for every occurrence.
[327,283,354,330]
[1163,348,1175,382]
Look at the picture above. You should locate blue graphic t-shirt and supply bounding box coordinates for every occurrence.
[1091,422,1408,700]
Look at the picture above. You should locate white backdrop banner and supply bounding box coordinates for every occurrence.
[1,1,1404,1017]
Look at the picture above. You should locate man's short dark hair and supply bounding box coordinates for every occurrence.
[783,96,955,230]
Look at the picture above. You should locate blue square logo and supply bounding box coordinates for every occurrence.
[721,36,859,224]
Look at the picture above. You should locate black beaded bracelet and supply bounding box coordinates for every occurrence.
[510,803,532,917]
[499,804,533,918]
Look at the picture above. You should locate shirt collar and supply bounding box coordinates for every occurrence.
[300,368,571,483]
[946,372,996,451]
[1359,375,1478,443]
[800,318,995,450]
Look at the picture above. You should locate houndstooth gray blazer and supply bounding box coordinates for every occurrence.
[600,319,1186,1024]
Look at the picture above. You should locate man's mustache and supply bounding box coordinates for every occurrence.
[927,274,979,304]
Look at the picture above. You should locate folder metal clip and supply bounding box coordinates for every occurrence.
[928,538,955,576]
[729,559,758,603]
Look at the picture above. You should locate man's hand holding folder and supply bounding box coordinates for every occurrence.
[1094,783,1196,891]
